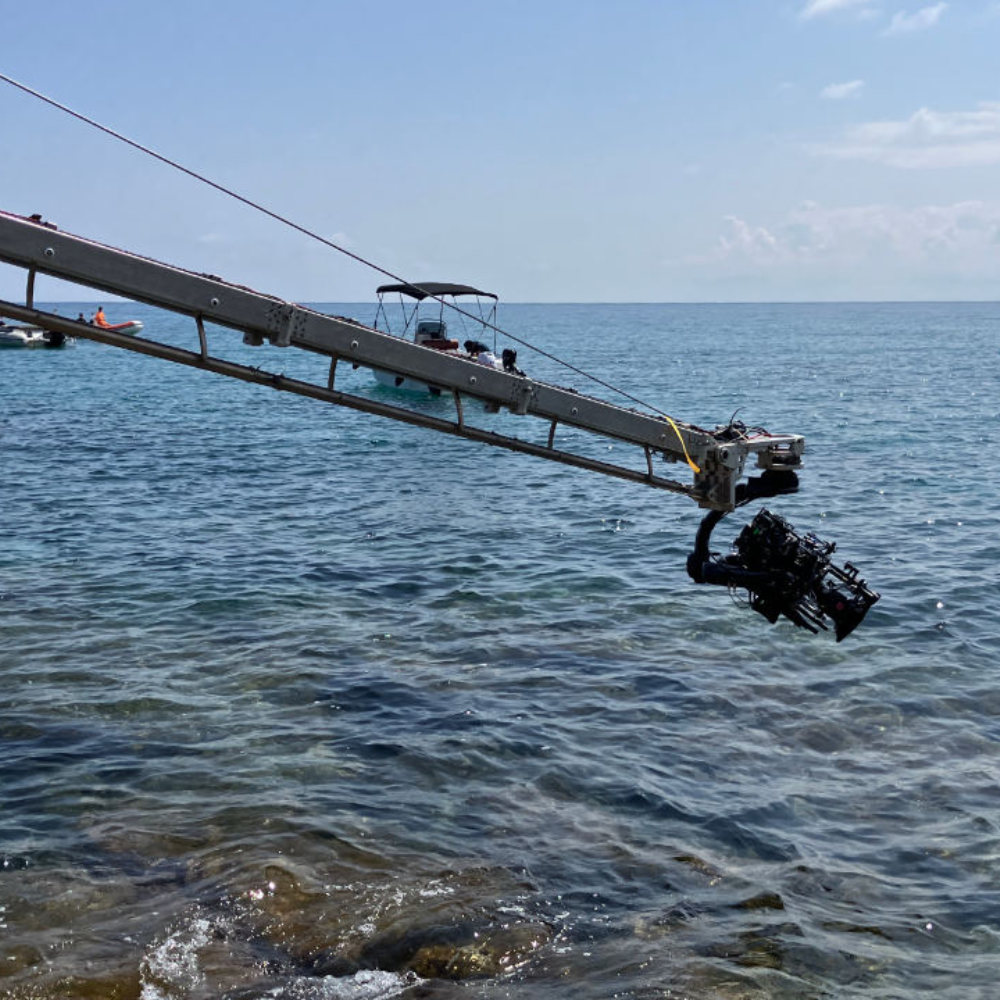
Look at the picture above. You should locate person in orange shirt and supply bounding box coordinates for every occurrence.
[93,306,110,328]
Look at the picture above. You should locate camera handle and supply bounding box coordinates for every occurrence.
[686,470,799,585]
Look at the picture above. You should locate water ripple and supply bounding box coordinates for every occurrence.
[3,302,1000,997]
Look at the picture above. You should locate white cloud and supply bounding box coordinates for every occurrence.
[708,201,1000,272]
[821,79,865,100]
[816,102,1000,168]
[716,216,780,260]
[884,3,947,33]
[800,0,873,18]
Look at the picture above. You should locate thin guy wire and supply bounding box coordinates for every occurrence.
[0,70,683,421]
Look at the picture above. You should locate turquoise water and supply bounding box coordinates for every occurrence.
[2,300,999,999]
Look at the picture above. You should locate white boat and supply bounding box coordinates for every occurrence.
[370,282,522,395]
[0,320,74,349]
[92,318,144,336]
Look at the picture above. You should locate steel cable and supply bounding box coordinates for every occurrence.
[0,70,698,444]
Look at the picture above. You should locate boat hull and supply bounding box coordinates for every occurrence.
[96,320,144,335]
[0,326,75,349]
[372,367,446,396]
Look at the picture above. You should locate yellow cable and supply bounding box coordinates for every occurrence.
[663,415,701,474]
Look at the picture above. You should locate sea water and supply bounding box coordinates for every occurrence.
[1,301,999,999]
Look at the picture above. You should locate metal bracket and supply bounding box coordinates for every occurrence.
[263,302,308,347]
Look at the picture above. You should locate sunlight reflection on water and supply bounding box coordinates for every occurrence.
[2,301,1000,998]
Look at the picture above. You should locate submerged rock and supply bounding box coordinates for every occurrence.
[362,918,553,979]
[0,943,43,977]
[731,891,785,912]
[222,858,553,981]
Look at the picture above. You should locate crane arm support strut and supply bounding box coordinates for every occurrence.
[0,210,804,511]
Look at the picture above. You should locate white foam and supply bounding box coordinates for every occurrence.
[139,913,212,1000]
[266,969,418,999]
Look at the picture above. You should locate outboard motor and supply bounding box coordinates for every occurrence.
[502,348,524,376]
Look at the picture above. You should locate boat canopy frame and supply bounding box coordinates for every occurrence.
[373,282,499,350]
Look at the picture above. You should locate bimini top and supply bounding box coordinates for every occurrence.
[376,282,498,301]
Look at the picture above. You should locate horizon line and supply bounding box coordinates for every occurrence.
[15,297,1000,307]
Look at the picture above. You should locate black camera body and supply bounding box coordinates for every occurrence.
[730,510,879,641]
[688,506,879,641]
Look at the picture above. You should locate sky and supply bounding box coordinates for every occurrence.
[1,0,999,302]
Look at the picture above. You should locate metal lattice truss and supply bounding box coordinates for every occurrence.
[0,210,804,511]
